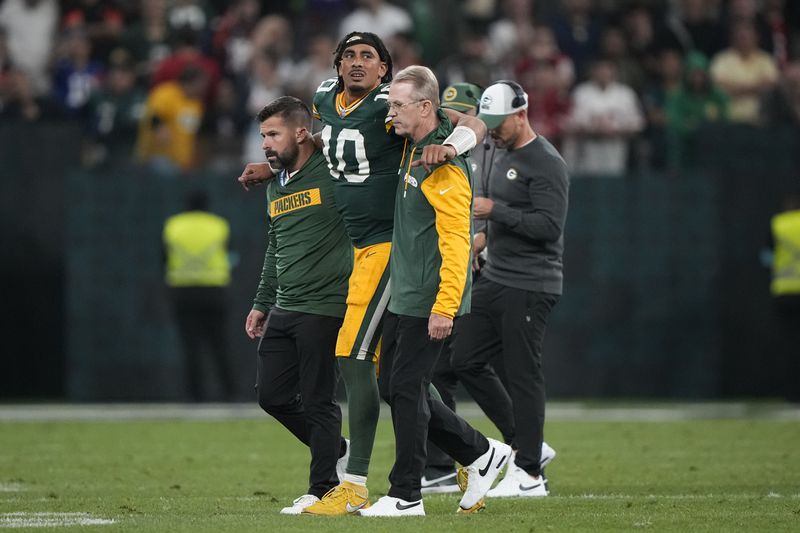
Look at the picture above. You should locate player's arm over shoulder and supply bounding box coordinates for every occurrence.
[442,108,487,144]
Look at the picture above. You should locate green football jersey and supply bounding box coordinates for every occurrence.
[253,150,353,318]
[312,79,405,248]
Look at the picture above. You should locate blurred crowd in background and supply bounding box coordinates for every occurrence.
[1,0,799,176]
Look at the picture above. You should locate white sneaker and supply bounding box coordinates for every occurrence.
[336,439,350,483]
[420,471,460,494]
[458,438,512,511]
[280,494,319,515]
[541,441,556,468]
[502,443,557,475]
[487,459,548,498]
[357,495,425,517]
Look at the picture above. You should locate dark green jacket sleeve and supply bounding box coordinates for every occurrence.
[252,223,277,313]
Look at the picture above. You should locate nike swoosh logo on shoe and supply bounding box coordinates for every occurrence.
[519,482,543,491]
[421,473,456,486]
[496,454,508,470]
[478,448,495,476]
[395,501,422,511]
[346,501,367,513]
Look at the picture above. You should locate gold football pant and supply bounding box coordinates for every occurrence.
[335,241,391,363]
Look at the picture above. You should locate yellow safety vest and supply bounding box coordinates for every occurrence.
[163,211,231,287]
[771,209,800,296]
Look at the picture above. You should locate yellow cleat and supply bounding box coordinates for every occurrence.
[456,498,486,514]
[455,466,485,513]
[302,481,370,516]
[456,466,468,492]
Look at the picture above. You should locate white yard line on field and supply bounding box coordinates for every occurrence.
[0,512,115,528]
[563,493,800,500]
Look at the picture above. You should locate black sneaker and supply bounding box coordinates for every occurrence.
[421,470,460,494]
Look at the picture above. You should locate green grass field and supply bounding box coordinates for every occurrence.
[1,405,799,531]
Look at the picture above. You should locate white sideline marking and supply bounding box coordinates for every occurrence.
[0,402,797,422]
[0,484,24,493]
[0,513,115,528]
[423,492,800,501]
[561,493,800,500]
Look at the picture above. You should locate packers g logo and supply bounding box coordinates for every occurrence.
[506,168,518,180]
[443,87,457,102]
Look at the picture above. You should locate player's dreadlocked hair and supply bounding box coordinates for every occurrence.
[333,31,393,86]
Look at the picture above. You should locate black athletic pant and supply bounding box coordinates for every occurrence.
[426,328,517,472]
[774,295,800,401]
[452,277,558,476]
[425,338,458,472]
[256,308,343,498]
[379,312,488,502]
[170,287,233,401]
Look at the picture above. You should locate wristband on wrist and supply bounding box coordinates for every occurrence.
[443,125,478,156]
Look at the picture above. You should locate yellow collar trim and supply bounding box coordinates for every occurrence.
[336,91,370,118]
[402,142,415,198]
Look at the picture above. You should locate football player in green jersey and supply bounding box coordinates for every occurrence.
[237,32,486,516]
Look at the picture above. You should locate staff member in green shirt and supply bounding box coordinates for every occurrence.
[244,96,353,515]
[359,66,511,518]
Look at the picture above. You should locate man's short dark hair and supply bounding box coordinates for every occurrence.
[333,31,393,85]
[256,96,312,130]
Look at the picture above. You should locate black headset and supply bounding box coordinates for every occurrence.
[495,79,527,109]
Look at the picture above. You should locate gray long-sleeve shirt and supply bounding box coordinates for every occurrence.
[481,135,569,295]
[469,139,494,235]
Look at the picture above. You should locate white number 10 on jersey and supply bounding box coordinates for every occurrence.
[320,125,371,183]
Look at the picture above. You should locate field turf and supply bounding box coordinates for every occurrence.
[1,405,798,531]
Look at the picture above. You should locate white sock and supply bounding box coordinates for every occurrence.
[344,474,367,486]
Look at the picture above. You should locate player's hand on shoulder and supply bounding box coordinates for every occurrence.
[413,144,457,172]
[237,162,273,191]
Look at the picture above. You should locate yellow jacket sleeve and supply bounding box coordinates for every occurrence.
[421,164,472,319]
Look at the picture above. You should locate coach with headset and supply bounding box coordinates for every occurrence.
[452,80,570,498]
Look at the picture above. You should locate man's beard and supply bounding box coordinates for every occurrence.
[264,145,299,172]
[492,137,509,150]
[492,133,516,150]
[265,152,284,172]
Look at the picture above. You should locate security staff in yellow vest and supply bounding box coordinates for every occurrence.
[771,198,800,299]
[769,192,800,401]
[163,190,234,401]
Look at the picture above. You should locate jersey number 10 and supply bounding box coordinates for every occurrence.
[320,125,371,183]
